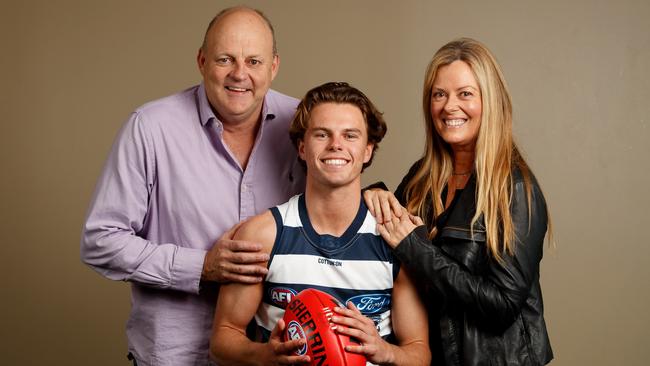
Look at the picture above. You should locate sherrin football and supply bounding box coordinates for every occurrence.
[281,288,367,366]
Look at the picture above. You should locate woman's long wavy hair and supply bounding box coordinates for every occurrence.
[404,38,538,263]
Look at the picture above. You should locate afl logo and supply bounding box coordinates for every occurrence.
[286,320,307,355]
[270,287,297,308]
[346,294,391,314]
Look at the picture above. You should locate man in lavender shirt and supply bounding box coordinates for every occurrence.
[81,6,305,365]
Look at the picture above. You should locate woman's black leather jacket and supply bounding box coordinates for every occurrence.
[394,162,553,366]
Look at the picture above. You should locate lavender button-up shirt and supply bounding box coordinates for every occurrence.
[81,84,305,365]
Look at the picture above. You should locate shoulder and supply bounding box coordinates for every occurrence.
[395,158,425,202]
[233,211,277,253]
[401,158,426,186]
[265,89,300,120]
[266,88,299,105]
[118,85,202,148]
[132,85,200,125]
[405,158,424,178]
[511,165,543,198]
[272,195,301,225]
[510,165,547,221]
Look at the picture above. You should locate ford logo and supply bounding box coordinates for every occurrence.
[286,320,307,355]
[346,294,391,314]
[270,287,297,308]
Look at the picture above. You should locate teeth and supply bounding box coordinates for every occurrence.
[445,119,466,126]
[324,159,347,166]
[226,86,247,92]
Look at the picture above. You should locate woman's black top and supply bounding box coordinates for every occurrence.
[393,160,553,366]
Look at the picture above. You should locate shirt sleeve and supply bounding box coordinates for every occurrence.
[80,112,205,294]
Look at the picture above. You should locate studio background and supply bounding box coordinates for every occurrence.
[2,0,648,364]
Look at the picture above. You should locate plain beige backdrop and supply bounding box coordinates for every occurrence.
[2,0,649,364]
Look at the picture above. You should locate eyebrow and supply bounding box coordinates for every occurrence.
[214,53,266,59]
[309,127,363,133]
[434,85,479,92]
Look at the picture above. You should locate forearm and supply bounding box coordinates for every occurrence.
[395,227,523,326]
[383,341,430,366]
[81,224,205,293]
[210,326,270,366]
[80,112,207,293]
[80,110,199,291]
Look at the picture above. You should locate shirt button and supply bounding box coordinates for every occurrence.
[242,184,248,192]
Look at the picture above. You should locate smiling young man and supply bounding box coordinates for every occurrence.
[210,82,431,365]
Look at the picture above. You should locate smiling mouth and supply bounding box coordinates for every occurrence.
[225,86,249,92]
[444,118,467,127]
[322,158,349,166]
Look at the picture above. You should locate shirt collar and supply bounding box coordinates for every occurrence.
[197,82,277,127]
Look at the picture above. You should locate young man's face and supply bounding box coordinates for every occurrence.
[299,102,373,189]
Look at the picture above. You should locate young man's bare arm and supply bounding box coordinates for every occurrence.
[387,267,431,365]
[209,211,310,365]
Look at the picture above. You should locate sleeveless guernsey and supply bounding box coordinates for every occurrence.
[254,194,399,343]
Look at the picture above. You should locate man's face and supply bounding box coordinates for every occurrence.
[197,9,278,125]
[299,103,374,189]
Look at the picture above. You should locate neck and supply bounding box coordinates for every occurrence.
[446,149,474,199]
[304,181,361,237]
[452,149,475,174]
[221,116,262,170]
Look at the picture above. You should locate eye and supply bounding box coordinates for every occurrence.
[460,90,474,98]
[432,91,446,100]
[249,59,261,66]
[215,57,232,65]
[345,132,360,140]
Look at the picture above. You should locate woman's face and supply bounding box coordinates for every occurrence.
[430,60,482,152]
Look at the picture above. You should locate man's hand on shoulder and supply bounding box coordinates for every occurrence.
[202,215,273,284]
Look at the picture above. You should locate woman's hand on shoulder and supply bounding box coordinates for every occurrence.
[377,212,424,249]
[363,189,403,224]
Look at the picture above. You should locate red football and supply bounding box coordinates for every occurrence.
[281,288,367,366]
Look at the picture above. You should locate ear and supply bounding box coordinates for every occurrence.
[270,54,280,81]
[197,48,207,75]
[298,139,306,161]
[363,143,374,164]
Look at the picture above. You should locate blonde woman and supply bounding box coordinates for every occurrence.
[364,38,553,365]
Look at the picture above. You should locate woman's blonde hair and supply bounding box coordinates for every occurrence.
[404,37,541,263]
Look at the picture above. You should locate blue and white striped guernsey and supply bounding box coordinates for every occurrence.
[254,194,400,344]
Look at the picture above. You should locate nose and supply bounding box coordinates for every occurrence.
[229,60,247,81]
[443,95,459,113]
[328,135,342,151]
